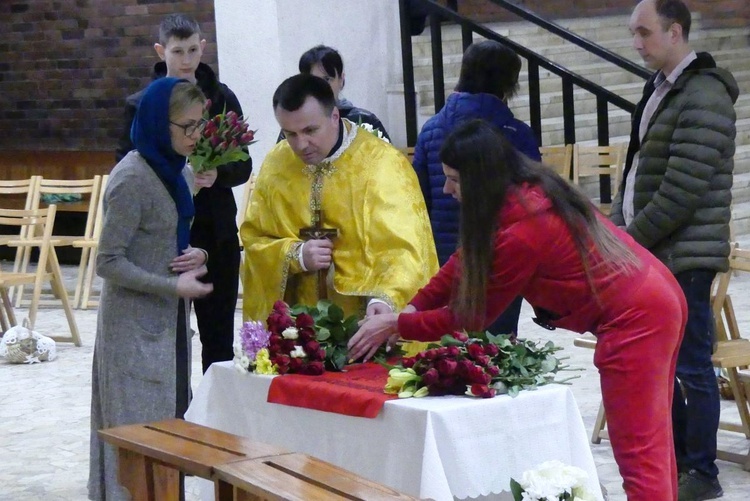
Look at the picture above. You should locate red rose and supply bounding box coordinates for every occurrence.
[306,361,324,375]
[467,343,485,359]
[295,313,314,329]
[272,300,289,314]
[305,340,320,353]
[435,358,457,376]
[452,331,469,342]
[470,384,496,398]
[474,355,490,367]
[422,368,439,385]
[484,344,499,357]
[401,357,416,369]
[316,348,327,360]
[446,346,460,357]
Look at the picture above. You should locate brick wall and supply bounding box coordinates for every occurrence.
[0,0,216,152]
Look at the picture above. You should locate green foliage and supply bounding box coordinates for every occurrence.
[466,331,573,397]
[290,300,404,371]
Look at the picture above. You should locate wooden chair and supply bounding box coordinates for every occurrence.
[573,334,609,444]
[71,175,109,309]
[0,177,41,301]
[14,176,103,308]
[572,144,626,215]
[237,175,257,307]
[0,206,81,346]
[710,244,750,470]
[0,263,17,334]
[540,144,573,179]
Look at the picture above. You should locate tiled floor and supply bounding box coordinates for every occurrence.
[1,262,750,500]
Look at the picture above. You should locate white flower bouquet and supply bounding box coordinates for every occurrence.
[510,460,597,501]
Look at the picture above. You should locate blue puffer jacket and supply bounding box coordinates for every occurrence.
[413,92,541,264]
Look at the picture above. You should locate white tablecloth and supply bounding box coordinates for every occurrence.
[185,362,603,501]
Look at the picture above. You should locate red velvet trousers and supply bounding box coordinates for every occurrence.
[593,266,687,500]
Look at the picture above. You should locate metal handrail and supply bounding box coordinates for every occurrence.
[488,0,651,79]
[398,0,645,202]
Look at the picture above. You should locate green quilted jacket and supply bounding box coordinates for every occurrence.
[611,52,739,274]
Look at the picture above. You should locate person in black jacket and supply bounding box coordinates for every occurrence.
[298,45,390,141]
[116,14,252,373]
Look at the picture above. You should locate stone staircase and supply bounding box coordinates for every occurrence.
[411,14,750,235]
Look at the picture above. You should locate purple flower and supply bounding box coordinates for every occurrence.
[239,321,271,361]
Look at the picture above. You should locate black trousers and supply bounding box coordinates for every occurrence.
[191,229,241,373]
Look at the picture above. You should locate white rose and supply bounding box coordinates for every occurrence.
[282,327,299,340]
[290,346,307,358]
[240,355,251,369]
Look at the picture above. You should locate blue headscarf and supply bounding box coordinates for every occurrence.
[131,77,195,254]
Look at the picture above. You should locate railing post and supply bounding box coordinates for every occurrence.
[398,0,418,146]
[596,96,612,203]
[562,76,576,145]
[527,59,542,146]
[429,11,446,113]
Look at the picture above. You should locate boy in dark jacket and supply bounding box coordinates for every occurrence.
[116,14,252,373]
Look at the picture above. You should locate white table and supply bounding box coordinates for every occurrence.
[185,362,603,501]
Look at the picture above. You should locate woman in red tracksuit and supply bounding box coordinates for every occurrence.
[348,119,687,500]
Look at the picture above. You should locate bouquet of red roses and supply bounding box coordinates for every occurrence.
[266,301,326,375]
[384,331,568,399]
[189,100,257,174]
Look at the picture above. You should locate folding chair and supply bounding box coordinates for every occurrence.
[573,334,609,443]
[572,144,626,215]
[0,264,17,334]
[710,244,750,470]
[0,206,81,346]
[14,176,103,308]
[540,144,573,180]
[72,175,109,309]
[0,176,40,301]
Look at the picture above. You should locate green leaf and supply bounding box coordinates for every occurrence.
[328,303,344,322]
[509,478,525,501]
[316,300,331,316]
[343,315,359,336]
[317,327,331,341]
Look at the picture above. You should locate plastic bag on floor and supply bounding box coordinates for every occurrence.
[0,319,57,364]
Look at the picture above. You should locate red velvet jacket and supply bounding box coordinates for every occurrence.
[398,184,675,340]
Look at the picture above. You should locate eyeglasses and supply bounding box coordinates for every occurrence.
[170,118,207,136]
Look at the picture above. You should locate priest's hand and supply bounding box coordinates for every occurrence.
[366,301,392,317]
[176,266,213,299]
[302,239,333,271]
[348,313,399,362]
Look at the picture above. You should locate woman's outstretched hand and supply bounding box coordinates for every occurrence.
[347,313,399,363]
[176,266,213,299]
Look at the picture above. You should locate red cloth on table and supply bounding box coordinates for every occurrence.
[267,363,397,418]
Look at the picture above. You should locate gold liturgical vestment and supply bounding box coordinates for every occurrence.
[241,121,438,322]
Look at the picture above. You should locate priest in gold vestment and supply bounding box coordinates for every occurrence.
[241,74,438,324]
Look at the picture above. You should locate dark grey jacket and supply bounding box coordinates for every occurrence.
[611,52,739,274]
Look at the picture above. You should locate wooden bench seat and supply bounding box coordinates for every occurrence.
[214,453,420,501]
[98,419,288,501]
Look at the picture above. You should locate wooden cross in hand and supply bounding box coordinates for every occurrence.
[298,207,338,300]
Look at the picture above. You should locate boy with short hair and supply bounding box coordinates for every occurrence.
[116,14,252,374]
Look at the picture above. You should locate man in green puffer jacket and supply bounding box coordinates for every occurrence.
[611,1,738,500]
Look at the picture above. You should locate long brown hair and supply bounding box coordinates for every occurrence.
[439,119,640,326]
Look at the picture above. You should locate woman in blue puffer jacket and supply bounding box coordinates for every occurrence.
[412,40,540,335]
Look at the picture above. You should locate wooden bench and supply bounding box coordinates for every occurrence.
[214,453,420,501]
[98,419,288,501]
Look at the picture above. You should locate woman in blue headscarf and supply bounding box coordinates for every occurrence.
[88,78,213,501]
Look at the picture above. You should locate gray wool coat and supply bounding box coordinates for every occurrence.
[88,151,194,501]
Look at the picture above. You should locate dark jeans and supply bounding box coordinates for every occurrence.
[486,295,523,335]
[672,269,720,479]
[191,233,241,373]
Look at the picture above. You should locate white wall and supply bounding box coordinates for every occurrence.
[214,0,408,218]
